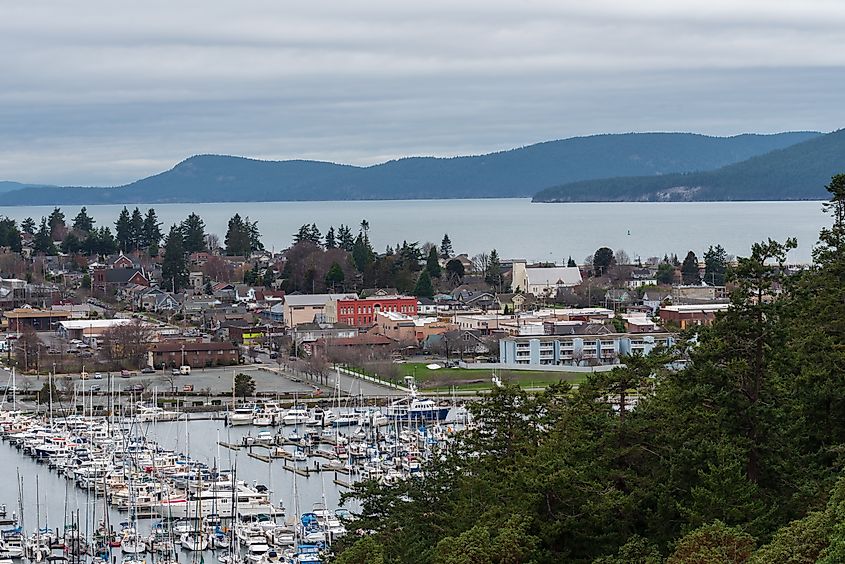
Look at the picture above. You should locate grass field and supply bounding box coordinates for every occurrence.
[395,362,588,390]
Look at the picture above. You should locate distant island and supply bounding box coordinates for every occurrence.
[534,128,845,202]
[0,131,829,205]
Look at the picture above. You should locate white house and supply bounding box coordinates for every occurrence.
[511,260,582,296]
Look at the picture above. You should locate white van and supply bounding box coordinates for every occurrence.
[179,365,191,375]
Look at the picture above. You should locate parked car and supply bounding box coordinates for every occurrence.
[141,367,155,374]
[94,372,103,380]
[120,369,135,378]
[90,385,101,392]
[127,384,144,392]
[79,371,89,380]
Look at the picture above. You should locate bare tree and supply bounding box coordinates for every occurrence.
[99,319,155,370]
[471,253,490,276]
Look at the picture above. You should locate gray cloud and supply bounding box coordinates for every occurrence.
[1,0,843,185]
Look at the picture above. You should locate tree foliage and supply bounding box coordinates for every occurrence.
[332,176,845,564]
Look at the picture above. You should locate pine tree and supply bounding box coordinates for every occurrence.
[413,269,434,298]
[485,249,503,291]
[142,208,162,250]
[426,246,442,278]
[47,207,65,240]
[33,217,56,254]
[129,207,144,250]
[681,251,701,285]
[181,213,207,254]
[567,256,577,267]
[114,207,132,251]
[338,225,355,251]
[246,217,263,252]
[325,262,345,290]
[72,207,95,232]
[703,245,728,286]
[325,227,337,249]
[162,225,188,291]
[225,214,251,256]
[352,233,375,272]
[440,234,453,259]
[20,217,35,235]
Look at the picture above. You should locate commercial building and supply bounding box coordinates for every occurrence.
[326,295,418,326]
[374,311,452,345]
[3,307,70,332]
[151,341,240,368]
[659,303,730,329]
[283,293,357,328]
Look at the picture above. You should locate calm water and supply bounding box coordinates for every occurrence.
[0,199,830,263]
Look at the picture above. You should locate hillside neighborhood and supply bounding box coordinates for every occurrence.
[0,207,740,393]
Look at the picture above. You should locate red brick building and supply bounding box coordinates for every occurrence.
[329,295,418,326]
[151,341,240,368]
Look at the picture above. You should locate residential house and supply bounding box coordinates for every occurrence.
[511,259,582,296]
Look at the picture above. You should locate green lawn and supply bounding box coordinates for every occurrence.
[395,362,587,390]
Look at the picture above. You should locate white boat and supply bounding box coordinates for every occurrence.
[155,483,279,519]
[387,379,450,421]
[179,531,208,551]
[282,407,308,426]
[228,405,257,426]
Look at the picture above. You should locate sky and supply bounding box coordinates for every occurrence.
[1,0,844,186]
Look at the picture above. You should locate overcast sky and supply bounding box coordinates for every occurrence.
[1,0,843,186]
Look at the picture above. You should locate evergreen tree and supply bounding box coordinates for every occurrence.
[593,246,616,276]
[309,223,322,245]
[567,256,577,267]
[440,234,453,259]
[129,207,144,250]
[485,248,503,290]
[413,269,434,298]
[162,225,189,291]
[47,207,65,240]
[325,227,337,249]
[352,233,375,272]
[656,262,675,285]
[20,217,35,235]
[325,262,345,291]
[338,224,355,251]
[180,213,207,254]
[72,207,95,232]
[33,217,56,254]
[225,214,252,256]
[426,246,441,278]
[0,217,22,252]
[703,244,729,286]
[141,208,163,250]
[61,232,82,254]
[681,250,701,284]
[114,206,132,251]
[247,217,263,252]
[446,258,465,282]
[262,267,275,288]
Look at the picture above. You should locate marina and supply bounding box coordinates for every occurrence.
[0,381,468,564]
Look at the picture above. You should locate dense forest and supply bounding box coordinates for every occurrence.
[534,129,845,202]
[331,175,845,562]
[0,132,818,204]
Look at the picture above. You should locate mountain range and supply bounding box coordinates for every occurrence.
[0,131,828,205]
[533,129,845,202]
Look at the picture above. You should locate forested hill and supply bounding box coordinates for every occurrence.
[533,128,845,202]
[0,131,819,205]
